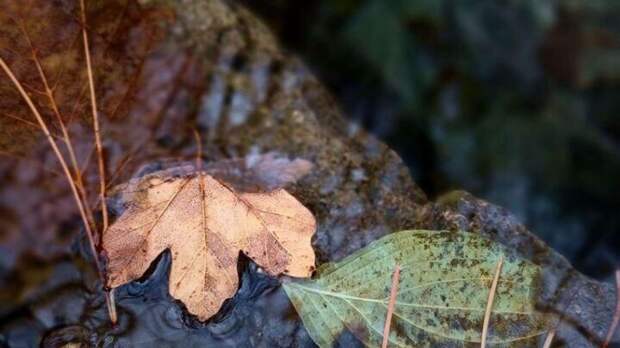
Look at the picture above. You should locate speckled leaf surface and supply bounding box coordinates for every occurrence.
[283,230,549,347]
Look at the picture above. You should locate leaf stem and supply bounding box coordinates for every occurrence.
[382,264,401,348]
[481,256,504,348]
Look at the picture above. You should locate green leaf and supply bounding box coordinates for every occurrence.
[283,230,548,347]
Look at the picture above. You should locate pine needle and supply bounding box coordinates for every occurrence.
[382,264,401,348]
[481,255,504,348]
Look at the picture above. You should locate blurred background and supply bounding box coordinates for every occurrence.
[241,0,620,281]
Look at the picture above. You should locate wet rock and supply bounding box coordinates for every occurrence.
[41,325,92,348]
[417,191,617,346]
[0,0,616,347]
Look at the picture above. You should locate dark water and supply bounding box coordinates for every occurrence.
[2,247,300,347]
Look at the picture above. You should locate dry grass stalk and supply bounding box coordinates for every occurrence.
[18,19,95,229]
[603,269,620,348]
[480,255,504,348]
[382,264,401,348]
[79,0,116,324]
[1,0,118,323]
[2,110,50,131]
[80,0,108,231]
[0,56,104,293]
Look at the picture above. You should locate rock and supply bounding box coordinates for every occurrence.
[418,191,617,346]
[0,0,616,347]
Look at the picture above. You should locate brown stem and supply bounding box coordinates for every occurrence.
[80,0,109,232]
[105,152,134,190]
[18,20,96,230]
[0,56,111,320]
[192,128,203,171]
[79,0,115,324]
[2,111,62,139]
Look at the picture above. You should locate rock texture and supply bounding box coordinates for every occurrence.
[0,0,616,347]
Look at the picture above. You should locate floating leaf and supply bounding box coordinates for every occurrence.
[103,162,316,321]
[283,230,548,347]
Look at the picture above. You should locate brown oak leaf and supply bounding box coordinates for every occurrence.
[102,164,316,321]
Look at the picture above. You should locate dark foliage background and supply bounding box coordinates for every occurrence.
[242,0,620,280]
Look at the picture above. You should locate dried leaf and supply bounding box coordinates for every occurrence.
[103,165,316,321]
[283,230,549,347]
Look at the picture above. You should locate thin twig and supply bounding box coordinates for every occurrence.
[105,153,134,190]
[66,84,89,124]
[79,0,116,324]
[79,142,96,181]
[481,256,504,348]
[18,19,96,229]
[0,56,105,299]
[80,0,108,232]
[1,111,68,142]
[2,111,46,130]
[192,128,203,171]
[382,264,401,348]
[603,269,620,348]
[21,25,84,181]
